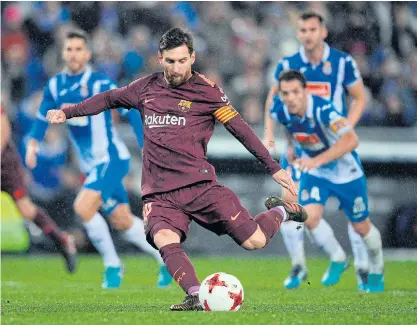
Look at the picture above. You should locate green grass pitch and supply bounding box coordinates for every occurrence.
[2,255,417,325]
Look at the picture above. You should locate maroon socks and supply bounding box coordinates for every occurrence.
[33,207,66,245]
[254,208,284,245]
[159,243,200,295]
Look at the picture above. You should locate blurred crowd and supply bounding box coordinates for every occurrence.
[2,1,417,129]
[1,1,416,250]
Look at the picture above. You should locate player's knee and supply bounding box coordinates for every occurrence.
[352,218,371,236]
[16,197,37,220]
[110,213,133,230]
[73,199,95,220]
[241,232,267,250]
[153,229,180,249]
[305,213,321,229]
[74,190,102,220]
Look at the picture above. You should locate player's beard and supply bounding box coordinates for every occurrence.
[165,73,186,87]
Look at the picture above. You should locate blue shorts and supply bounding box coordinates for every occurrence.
[280,154,302,182]
[298,173,369,223]
[83,158,130,215]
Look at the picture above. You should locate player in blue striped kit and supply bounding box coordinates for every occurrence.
[25,30,172,289]
[273,70,384,292]
[264,12,370,290]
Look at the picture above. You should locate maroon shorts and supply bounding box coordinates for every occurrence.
[142,181,258,249]
[1,142,27,200]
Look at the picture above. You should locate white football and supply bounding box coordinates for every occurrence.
[199,272,244,311]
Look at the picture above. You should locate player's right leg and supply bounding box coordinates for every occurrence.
[74,187,123,289]
[279,175,308,289]
[351,219,384,293]
[142,196,202,311]
[274,158,308,288]
[300,175,348,286]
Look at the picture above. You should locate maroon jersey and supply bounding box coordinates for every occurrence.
[64,72,281,196]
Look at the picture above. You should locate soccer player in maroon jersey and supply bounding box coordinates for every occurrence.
[46,28,307,311]
[1,107,77,272]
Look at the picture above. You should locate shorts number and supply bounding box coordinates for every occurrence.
[311,187,321,201]
[353,197,366,214]
[142,203,153,226]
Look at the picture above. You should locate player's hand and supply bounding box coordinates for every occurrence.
[46,110,67,124]
[263,135,276,153]
[272,169,298,196]
[25,141,39,169]
[295,157,321,172]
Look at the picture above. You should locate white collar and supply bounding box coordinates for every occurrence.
[62,65,92,86]
[299,42,330,65]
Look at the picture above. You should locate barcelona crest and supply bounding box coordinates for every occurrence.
[178,100,192,113]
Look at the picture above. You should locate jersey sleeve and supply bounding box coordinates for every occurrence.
[30,81,57,141]
[343,55,362,87]
[204,82,239,125]
[320,102,352,136]
[273,59,286,83]
[269,95,285,123]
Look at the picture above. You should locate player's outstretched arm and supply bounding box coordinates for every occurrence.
[217,110,296,195]
[60,82,140,120]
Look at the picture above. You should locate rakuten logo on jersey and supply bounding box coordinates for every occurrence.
[144,113,186,128]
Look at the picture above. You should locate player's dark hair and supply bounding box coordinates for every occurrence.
[65,30,91,47]
[299,12,325,25]
[159,28,194,55]
[278,70,307,88]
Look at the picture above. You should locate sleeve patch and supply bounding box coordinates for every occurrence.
[213,105,239,124]
[330,117,349,133]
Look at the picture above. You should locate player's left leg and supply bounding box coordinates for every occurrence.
[347,222,370,291]
[187,182,306,251]
[336,176,384,293]
[15,196,77,273]
[81,160,131,289]
[334,176,384,292]
[109,202,172,288]
[299,175,348,286]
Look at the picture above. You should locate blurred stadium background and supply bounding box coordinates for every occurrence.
[1,1,417,257]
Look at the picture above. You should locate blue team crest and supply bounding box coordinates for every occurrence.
[322,61,332,75]
[80,85,89,98]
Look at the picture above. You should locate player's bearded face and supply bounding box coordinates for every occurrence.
[279,80,308,116]
[62,38,91,74]
[296,18,327,51]
[159,45,195,87]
